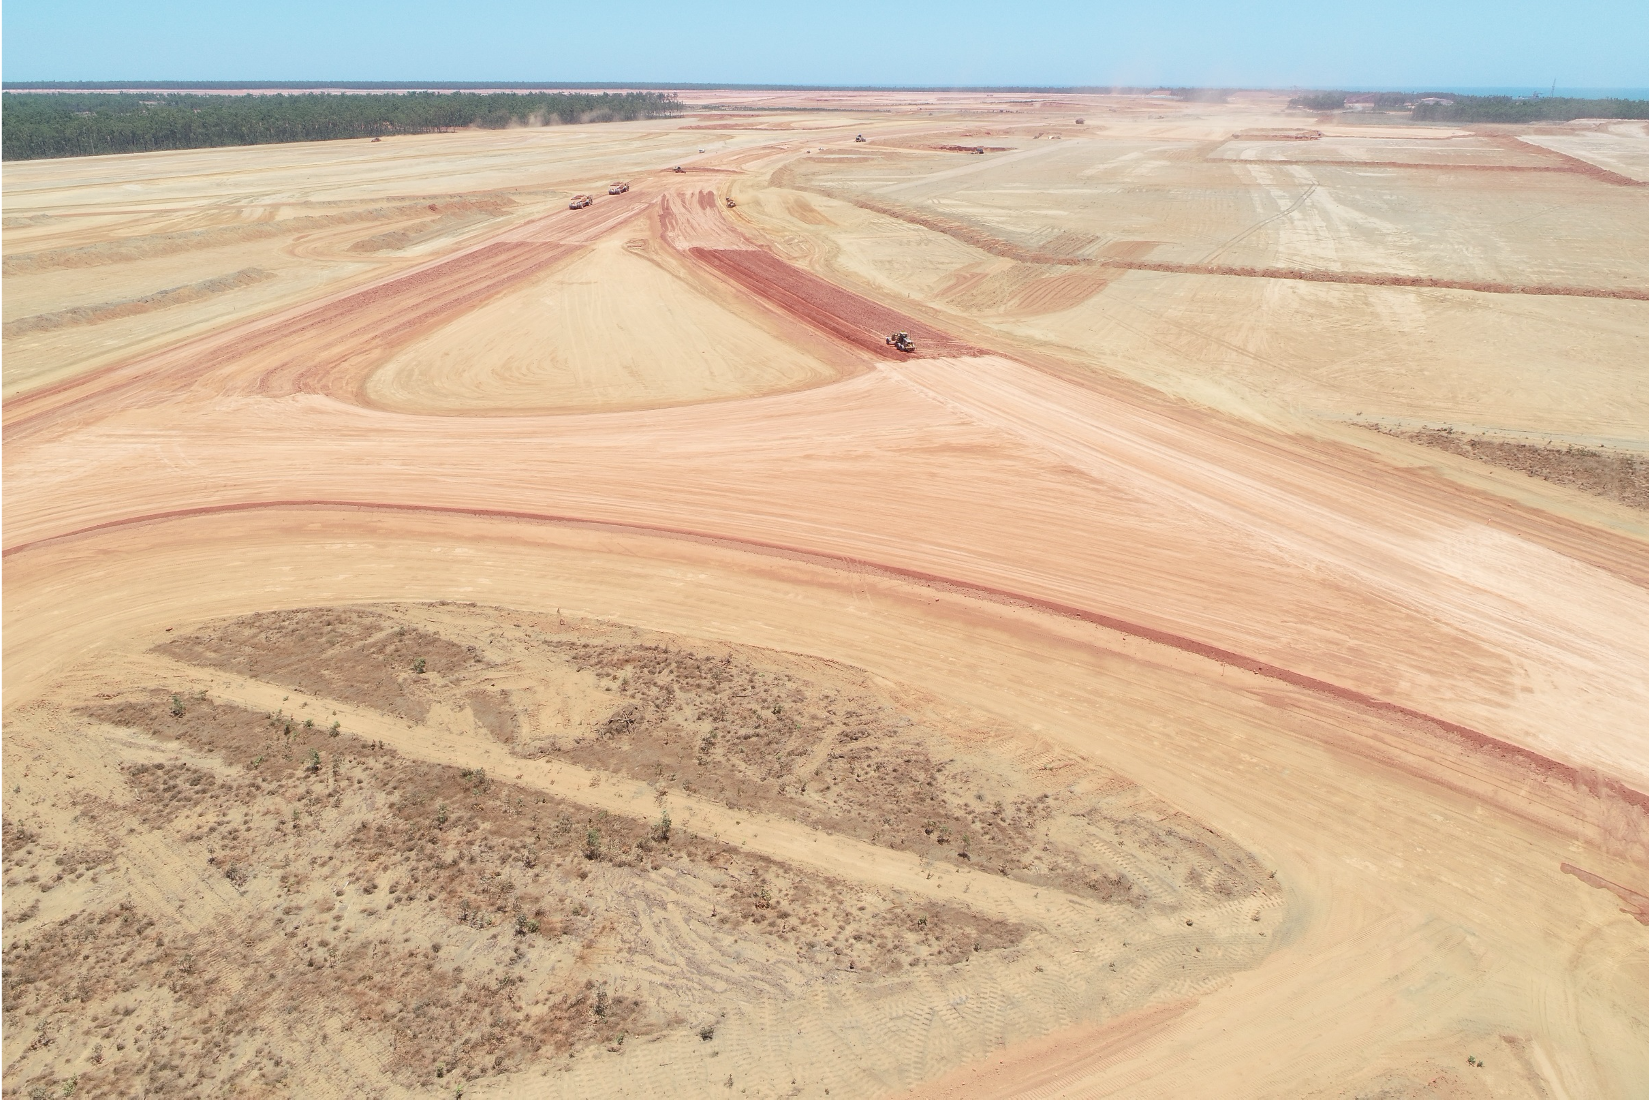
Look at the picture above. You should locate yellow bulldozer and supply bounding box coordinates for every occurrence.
[885,331,915,352]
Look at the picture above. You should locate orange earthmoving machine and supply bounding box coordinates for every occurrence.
[568,194,593,209]
[608,181,630,195]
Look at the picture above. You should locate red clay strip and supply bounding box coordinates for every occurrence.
[2,239,584,438]
[1485,135,1648,188]
[10,496,1646,825]
[688,246,983,357]
[1560,863,1649,924]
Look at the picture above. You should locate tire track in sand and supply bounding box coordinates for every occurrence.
[11,497,1646,865]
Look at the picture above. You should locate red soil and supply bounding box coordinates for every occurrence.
[10,495,1646,866]
[1488,135,1647,188]
[687,247,982,358]
[1561,863,1649,924]
[3,201,651,438]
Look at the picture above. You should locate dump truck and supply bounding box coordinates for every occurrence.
[855,134,867,142]
[725,196,737,208]
[608,181,630,195]
[568,194,593,209]
[885,331,915,352]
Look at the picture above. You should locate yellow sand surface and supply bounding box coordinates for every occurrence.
[365,233,847,414]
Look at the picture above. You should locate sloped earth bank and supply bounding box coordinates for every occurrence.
[2,602,1280,1097]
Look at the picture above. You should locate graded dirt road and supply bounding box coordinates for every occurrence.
[4,92,1647,1099]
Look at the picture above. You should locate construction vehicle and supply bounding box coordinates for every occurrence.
[855,134,867,142]
[568,194,593,209]
[725,196,737,208]
[608,181,629,195]
[672,166,685,173]
[885,331,915,352]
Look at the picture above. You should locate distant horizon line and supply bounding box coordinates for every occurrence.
[6,80,1648,99]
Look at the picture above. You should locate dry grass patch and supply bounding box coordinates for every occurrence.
[1383,426,1649,510]
[3,687,1025,1097]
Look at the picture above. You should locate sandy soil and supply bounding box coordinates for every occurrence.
[5,91,1647,1098]
[364,232,849,414]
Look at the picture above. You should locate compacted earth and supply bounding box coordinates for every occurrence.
[4,90,1646,1098]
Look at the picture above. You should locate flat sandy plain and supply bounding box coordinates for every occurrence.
[4,90,1648,1099]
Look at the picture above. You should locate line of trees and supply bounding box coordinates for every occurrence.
[1,91,681,161]
[1411,95,1649,123]
[1289,90,1649,122]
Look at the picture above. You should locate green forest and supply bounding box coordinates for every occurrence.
[1288,90,1649,123]
[1410,95,1649,123]
[1,91,681,161]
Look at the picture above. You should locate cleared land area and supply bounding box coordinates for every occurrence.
[4,90,1647,1099]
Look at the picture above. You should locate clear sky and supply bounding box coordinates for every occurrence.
[4,0,1646,90]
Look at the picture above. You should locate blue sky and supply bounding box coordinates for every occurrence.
[4,0,1646,90]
